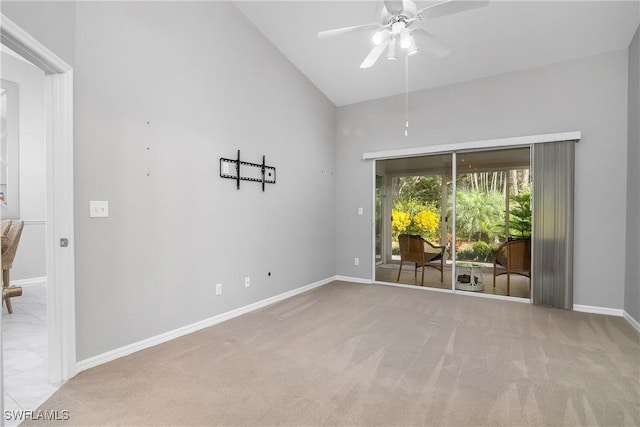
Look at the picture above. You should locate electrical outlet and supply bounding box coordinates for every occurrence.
[215,283,222,296]
[358,207,363,215]
[244,276,250,288]
[354,258,359,266]
[89,201,109,218]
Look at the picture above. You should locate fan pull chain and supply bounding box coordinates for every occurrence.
[404,54,409,137]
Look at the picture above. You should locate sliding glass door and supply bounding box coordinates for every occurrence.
[453,148,531,298]
[375,154,453,288]
[375,147,532,300]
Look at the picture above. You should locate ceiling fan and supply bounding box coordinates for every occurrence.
[318,0,489,68]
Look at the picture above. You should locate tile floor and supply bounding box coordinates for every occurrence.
[3,282,61,427]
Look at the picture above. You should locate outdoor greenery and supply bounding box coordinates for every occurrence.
[390,176,443,242]
[391,199,440,242]
[509,192,532,238]
[390,170,531,262]
[454,190,504,242]
[457,241,493,262]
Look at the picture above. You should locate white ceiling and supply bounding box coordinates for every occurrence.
[234,1,640,106]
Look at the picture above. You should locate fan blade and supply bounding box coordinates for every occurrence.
[383,0,404,15]
[317,23,380,39]
[418,0,488,21]
[360,38,391,68]
[413,29,451,57]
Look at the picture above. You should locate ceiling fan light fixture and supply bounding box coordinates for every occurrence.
[371,29,389,46]
[386,38,398,60]
[391,21,405,35]
[399,28,412,49]
[406,38,418,55]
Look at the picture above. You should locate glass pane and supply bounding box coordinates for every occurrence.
[375,153,453,290]
[454,147,531,298]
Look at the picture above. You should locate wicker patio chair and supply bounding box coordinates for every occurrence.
[397,234,446,285]
[492,238,531,296]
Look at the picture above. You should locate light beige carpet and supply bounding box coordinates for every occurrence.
[23,281,640,426]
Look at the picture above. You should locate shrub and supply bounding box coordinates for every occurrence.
[414,209,439,240]
[457,249,475,261]
[391,209,411,238]
[472,241,492,261]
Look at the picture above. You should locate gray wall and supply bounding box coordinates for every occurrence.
[0,52,47,280]
[336,50,629,310]
[625,26,640,322]
[71,2,336,360]
[5,2,336,361]
[0,1,76,67]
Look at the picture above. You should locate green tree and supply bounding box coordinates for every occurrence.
[509,192,531,238]
[454,190,504,241]
[392,176,443,210]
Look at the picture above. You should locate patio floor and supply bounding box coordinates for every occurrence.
[375,262,531,299]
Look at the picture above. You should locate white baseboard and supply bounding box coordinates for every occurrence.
[623,311,640,333]
[10,276,47,287]
[573,304,624,317]
[573,305,640,332]
[77,276,335,373]
[334,275,373,284]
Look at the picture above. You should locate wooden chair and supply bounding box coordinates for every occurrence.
[397,234,446,285]
[492,238,531,296]
[2,220,24,313]
[1,220,12,238]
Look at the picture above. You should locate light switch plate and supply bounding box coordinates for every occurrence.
[90,201,109,218]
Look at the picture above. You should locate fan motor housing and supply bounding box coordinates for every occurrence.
[381,0,417,24]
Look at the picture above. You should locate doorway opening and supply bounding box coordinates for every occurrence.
[375,147,531,299]
[1,45,54,421]
[1,13,76,422]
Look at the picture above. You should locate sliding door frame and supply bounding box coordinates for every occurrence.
[368,131,580,303]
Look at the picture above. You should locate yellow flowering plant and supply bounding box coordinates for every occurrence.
[392,205,440,241]
[391,209,411,236]
[413,210,439,239]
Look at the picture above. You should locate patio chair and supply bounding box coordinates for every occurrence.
[397,234,446,285]
[492,238,531,296]
[2,220,24,313]
[1,220,12,240]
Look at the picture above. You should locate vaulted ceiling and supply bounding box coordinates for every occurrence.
[234,1,640,106]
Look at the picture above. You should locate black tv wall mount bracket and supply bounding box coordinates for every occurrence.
[219,150,276,191]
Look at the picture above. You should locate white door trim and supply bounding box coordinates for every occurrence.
[1,14,77,383]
